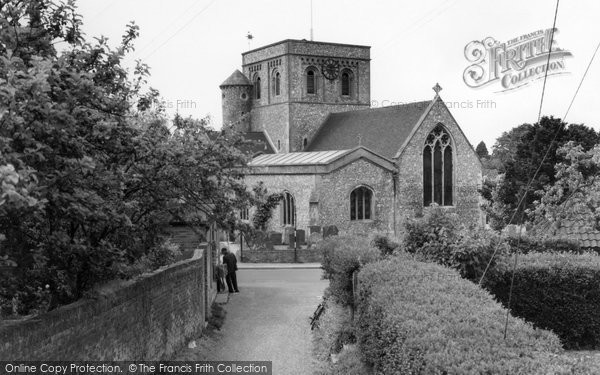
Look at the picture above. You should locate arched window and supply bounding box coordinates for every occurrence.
[423,124,453,206]
[350,186,373,220]
[341,70,351,96]
[281,192,295,226]
[254,75,261,99]
[306,69,316,94]
[273,71,281,96]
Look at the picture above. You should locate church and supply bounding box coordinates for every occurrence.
[219,39,484,239]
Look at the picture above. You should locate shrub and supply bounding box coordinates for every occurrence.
[506,235,581,254]
[403,208,510,282]
[312,301,355,362]
[484,252,600,350]
[319,235,381,307]
[371,234,400,256]
[355,255,598,374]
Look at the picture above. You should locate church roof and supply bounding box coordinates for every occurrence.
[248,147,396,174]
[306,100,432,158]
[239,131,276,156]
[220,69,252,87]
[249,149,352,167]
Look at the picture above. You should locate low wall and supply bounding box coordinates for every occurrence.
[242,248,323,263]
[0,256,207,360]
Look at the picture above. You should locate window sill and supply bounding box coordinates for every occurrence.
[350,219,375,223]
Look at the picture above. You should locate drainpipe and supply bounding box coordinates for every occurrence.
[393,170,398,237]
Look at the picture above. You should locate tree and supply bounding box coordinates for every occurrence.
[482,116,599,228]
[0,0,254,315]
[531,142,600,232]
[475,141,489,159]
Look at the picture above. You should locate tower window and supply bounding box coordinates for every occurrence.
[281,192,295,226]
[303,137,308,149]
[423,124,453,206]
[273,71,281,96]
[240,208,249,221]
[254,76,261,99]
[307,70,316,94]
[341,71,351,96]
[350,186,372,220]
[277,140,281,150]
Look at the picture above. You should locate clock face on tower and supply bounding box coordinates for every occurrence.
[321,58,340,81]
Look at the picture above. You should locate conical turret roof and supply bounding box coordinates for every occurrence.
[220,69,252,87]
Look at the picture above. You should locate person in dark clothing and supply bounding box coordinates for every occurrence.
[221,247,239,293]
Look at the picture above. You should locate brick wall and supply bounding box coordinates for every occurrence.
[0,256,209,360]
[242,248,323,263]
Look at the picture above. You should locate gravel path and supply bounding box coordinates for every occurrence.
[174,268,328,375]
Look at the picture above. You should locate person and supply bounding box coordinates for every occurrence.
[221,247,239,293]
[216,254,227,293]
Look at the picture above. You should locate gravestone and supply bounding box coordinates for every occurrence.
[322,225,339,238]
[268,232,283,245]
[308,225,321,234]
[308,232,322,245]
[283,227,295,244]
[296,229,306,245]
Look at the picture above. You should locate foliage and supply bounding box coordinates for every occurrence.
[319,235,381,307]
[531,143,600,234]
[312,300,355,362]
[355,255,599,375]
[402,206,509,281]
[370,233,400,256]
[485,117,599,228]
[250,183,282,231]
[484,252,600,350]
[475,141,490,159]
[506,235,581,255]
[0,0,253,315]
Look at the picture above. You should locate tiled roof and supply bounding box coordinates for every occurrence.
[306,100,431,158]
[249,149,352,166]
[220,69,252,87]
[239,132,276,156]
[535,216,600,249]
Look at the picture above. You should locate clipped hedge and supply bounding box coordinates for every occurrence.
[485,252,600,349]
[320,235,381,306]
[356,255,597,374]
[506,235,581,254]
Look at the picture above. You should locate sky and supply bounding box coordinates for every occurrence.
[74,0,600,150]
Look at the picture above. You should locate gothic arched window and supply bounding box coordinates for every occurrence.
[350,186,373,220]
[306,69,316,94]
[254,75,261,99]
[281,192,295,226]
[273,71,281,96]
[341,70,351,96]
[423,124,453,206]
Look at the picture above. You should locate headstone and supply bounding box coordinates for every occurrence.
[288,233,296,249]
[308,232,322,245]
[309,225,321,234]
[323,225,339,238]
[264,238,274,250]
[283,227,295,244]
[269,232,283,245]
[296,229,306,245]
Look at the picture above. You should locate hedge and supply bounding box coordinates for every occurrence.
[485,252,600,350]
[356,255,598,374]
[319,235,381,307]
[506,235,581,254]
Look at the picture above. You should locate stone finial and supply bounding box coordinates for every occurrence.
[433,82,442,95]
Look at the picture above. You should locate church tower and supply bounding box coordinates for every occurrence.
[240,39,371,152]
[220,70,253,132]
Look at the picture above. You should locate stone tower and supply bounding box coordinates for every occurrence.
[220,70,253,132]
[240,39,371,152]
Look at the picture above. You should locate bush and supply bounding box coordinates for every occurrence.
[403,208,510,282]
[312,301,355,362]
[371,234,400,256]
[506,235,581,254]
[319,235,381,307]
[484,252,600,349]
[355,255,598,374]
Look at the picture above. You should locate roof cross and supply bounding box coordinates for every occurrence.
[433,82,442,95]
[357,133,362,146]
